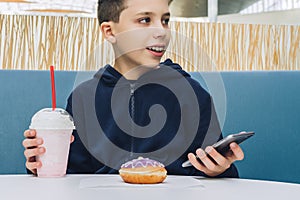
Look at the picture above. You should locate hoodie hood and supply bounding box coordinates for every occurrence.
[93,59,191,87]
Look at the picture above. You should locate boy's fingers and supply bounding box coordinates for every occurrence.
[24,130,36,138]
[22,138,43,149]
[188,153,207,173]
[25,161,41,172]
[24,147,45,159]
[196,148,217,170]
[205,146,231,170]
[70,135,75,143]
[188,150,217,175]
[229,143,244,161]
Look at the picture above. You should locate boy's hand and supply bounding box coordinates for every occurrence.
[22,130,44,175]
[22,130,74,175]
[188,142,244,177]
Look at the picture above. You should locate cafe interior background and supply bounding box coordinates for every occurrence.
[0,0,299,71]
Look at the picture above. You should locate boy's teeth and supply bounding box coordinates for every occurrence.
[148,47,164,52]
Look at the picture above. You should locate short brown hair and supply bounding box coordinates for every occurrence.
[97,0,173,25]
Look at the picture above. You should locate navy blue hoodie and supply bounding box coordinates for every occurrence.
[66,59,239,178]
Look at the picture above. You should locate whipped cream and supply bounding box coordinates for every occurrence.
[30,108,75,130]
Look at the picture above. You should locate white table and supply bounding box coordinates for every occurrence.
[1,175,300,200]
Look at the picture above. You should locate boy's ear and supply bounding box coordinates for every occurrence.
[100,22,116,44]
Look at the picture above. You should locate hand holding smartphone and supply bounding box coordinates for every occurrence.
[182,131,255,168]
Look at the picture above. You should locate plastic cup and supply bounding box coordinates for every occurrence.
[29,108,75,177]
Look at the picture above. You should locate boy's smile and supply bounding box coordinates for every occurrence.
[103,0,171,75]
[146,45,167,58]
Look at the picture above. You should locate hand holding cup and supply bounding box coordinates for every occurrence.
[24,108,75,177]
[23,128,75,175]
[23,129,45,175]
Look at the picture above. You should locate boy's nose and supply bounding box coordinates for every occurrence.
[152,24,167,39]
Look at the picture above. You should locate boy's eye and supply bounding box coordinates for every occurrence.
[162,18,170,25]
[139,17,151,24]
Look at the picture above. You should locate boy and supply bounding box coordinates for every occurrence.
[23,0,244,177]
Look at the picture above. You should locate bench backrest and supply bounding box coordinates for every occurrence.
[1,70,299,184]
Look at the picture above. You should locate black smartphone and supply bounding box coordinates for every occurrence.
[182,131,255,167]
[212,131,255,156]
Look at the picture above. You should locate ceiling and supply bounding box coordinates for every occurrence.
[0,0,261,17]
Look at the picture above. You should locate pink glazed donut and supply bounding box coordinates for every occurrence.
[119,157,167,184]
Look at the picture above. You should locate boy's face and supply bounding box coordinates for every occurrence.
[108,0,171,70]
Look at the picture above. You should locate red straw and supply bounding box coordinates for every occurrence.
[50,66,56,110]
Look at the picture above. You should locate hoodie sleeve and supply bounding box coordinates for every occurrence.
[184,78,239,178]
